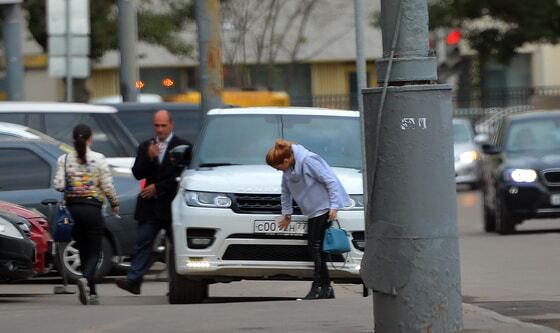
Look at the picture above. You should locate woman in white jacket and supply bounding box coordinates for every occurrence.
[266,139,350,300]
[53,124,119,305]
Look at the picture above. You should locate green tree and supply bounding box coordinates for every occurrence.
[428,0,560,63]
[23,0,195,101]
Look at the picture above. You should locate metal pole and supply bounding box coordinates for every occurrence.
[360,0,463,332]
[117,0,139,102]
[2,3,24,101]
[196,0,223,120]
[65,0,72,102]
[354,0,367,114]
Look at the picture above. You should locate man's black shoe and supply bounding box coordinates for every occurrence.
[116,279,141,295]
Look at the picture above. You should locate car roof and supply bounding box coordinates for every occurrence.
[508,110,560,121]
[0,102,117,113]
[107,102,200,111]
[207,107,359,117]
[0,122,40,139]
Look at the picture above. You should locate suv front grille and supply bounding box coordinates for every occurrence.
[230,194,301,214]
[543,169,560,185]
[222,244,344,262]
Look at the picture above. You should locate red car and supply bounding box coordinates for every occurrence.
[0,201,53,275]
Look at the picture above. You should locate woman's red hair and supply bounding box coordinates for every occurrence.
[265,139,294,166]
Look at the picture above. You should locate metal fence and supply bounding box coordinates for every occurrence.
[290,86,560,111]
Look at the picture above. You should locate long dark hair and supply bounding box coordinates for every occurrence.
[72,124,92,164]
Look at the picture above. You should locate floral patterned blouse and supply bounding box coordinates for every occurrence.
[53,149,119,208]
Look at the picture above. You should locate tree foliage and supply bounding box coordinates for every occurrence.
[428,0,560,63]
[23,0,196,62]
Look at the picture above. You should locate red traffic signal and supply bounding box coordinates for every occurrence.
[446,29,462,46]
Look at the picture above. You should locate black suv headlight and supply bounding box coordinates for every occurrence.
[504,169,538,183]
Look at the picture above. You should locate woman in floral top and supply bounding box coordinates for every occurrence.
[53,124,119,305]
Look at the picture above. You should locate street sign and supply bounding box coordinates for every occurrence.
[48,36,89,57]
[48,56,89,78]
[47,0,90,79]
[47,0,89,35]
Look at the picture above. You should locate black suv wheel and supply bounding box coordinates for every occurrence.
[495,196,517,235]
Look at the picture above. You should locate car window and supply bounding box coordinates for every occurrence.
[117,109,201,144]
[195,114,362,169]
[0,148,51,190]
[282,115,362,169]
[196,115,280,166]
[44,113,120,157]
[453,123,472,143]
[505,118,560,152]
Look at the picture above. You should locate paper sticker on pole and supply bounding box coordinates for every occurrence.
[401,117,427,130]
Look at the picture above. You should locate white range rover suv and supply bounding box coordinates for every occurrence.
[169,107,365,304]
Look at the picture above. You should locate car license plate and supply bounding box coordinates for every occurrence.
[254,220,307,235]
[551,194,560,206]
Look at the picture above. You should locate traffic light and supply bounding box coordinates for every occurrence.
[438,29,463,82]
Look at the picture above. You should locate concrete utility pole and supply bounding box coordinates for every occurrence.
[354,0,367,114]
[360,0,463,332]
[195,0,223,119]
[2,2,24,101]
[117,0,139,102]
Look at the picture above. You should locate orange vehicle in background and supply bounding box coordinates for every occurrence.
[166,90,290,107]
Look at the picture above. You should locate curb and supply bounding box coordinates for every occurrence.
[463,303,560,333]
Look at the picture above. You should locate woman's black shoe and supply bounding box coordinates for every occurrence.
[319,285,335,299]
[303,284,321,300]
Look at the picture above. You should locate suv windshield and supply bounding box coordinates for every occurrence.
[505,118,560,153]
[453,122,472,143]
[195,114,362,169]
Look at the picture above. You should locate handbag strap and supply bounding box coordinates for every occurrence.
[61,154,69,204]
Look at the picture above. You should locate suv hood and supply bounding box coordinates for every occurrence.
[505,151,560,171]
[181,165,363,194]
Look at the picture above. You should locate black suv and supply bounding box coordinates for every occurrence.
[481,110,560,234]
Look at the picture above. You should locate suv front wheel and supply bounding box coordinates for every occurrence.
[167,241,208,304]
[495,196,517,235]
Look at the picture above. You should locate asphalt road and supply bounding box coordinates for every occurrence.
[2,189,560,332]
[457,189,560,330]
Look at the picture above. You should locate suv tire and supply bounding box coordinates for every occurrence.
[495,196,516,235]
[482,191,496,232]
[167,242,208,304]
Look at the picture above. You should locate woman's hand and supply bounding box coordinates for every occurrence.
[278,216,291,231]
[328,209,338,221]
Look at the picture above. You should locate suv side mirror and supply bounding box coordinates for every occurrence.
[482,143,500,155]
[170,145,192,168]
[474,133,489,145]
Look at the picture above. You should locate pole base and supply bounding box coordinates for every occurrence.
[53,285,76,294]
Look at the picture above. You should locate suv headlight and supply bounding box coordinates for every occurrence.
[184,190,232,208]
[504,169,538,183]
[345,194,364,210]
[459,150,478,164]
[0,217,24,239]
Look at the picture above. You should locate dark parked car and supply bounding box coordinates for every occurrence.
[0,201,53,275]
[104,102,202,144]
[0,102,139,170]
[481,110,560,234]
[0,137,140,280]
[0,214,35,282]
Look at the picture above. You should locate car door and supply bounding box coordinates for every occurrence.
[0,143,59,216]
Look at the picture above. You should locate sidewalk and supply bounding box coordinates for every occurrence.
[462,303,559,333]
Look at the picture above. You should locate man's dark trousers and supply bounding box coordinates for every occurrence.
[127,220,171,284]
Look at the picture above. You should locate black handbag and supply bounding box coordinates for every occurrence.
[53,154,75,242]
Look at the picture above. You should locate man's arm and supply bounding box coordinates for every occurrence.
[132,141,157,181]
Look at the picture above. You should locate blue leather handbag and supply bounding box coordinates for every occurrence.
[53,203,75,242]
[322,220,351,254]
[53,154,75,243]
